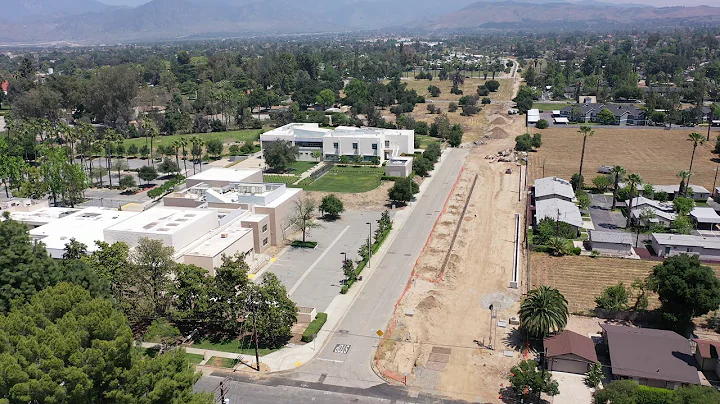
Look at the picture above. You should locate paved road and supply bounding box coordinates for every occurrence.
[284,148,468,388]
[266,210,384,312]
[195,373,471,404]
[588,194,626,231]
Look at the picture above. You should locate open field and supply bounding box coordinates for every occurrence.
[528,127,720,189]
[396,78,514,104]
[123,129,262,151]
[531,102,574,112]
[303,166,385,193]
[530,253,720,314]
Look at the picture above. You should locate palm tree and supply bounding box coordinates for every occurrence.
[172,140,181,176]
[688,132,705,175]
[519,286,569,339]
[577,126,594,177]
[190,136,204,174]
[610,165,626,210]
[625,173,644,227]
[179,137,189,175]
[677,170,692,197]
[142,120,158,168]
[546,237,570,257]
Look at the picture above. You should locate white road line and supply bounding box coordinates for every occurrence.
[288,226,351,295]
[316,358,344,363]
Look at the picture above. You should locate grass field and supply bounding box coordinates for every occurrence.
[304,166,385,193]
[123,129,262,151]
[191,337,278,356]
[263,174,300,185]
[186,353,205,364]
[414,134,437,148]
[397,77,514,103]
[531,102,573,112]
[531,253,720,313]
[528,127,720,189]
[207,356,239,368]
[288,161,317,174]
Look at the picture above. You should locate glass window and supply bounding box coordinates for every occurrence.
[372,144,378,150]
[385,140,390,147]
[333,142,338,148]
[262,224,267,233]
[352,143,358,149]
[263,238,268,246]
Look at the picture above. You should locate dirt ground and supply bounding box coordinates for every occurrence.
[531,253,720,314]
[528,126,720,189]
[375,69,529,403]
[305,181,394,212]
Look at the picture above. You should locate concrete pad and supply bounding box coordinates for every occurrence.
[550,372,593,404]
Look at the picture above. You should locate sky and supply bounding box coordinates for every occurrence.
[97,0,719,5]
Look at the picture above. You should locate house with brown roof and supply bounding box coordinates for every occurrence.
[694,339,720,375]
[1,80,7,95]
[544,330,598,374]
[601,324,700,389]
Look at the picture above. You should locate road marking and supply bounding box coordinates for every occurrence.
[288,226,350,295]
[316,358,345,363]
[270,257,277,263]
[294,361,303,367]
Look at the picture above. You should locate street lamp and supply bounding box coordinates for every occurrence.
[366,222,372,269]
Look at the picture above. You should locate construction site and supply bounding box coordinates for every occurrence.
[375,94,532,403]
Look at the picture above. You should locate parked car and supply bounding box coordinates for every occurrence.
[598,165,613,174]
[508,109,518,115]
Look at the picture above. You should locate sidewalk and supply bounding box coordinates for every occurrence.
[292,161,327,184]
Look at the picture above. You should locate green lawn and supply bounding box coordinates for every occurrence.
[303,166,385,193]
[123,129,262,150]
[186,353,205,364]
[532,102,573,112]
[191,337,278,356]
[263,174,300,185]
[288,161,317,174]
[207,356,240,368]
[415,135,437,149]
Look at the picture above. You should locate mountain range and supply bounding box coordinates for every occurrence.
[1,0,720,44]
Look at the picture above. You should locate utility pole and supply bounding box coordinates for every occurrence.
[713,167,719,198]
[518,164,522,202]
[220,382,226,404]
[252,303,260,372]
[708,109,713,142]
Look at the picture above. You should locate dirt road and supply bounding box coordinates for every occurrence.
[375,77,528,402]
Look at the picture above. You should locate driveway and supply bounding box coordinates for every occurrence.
[549,372,594,404]
[588,194,626,231]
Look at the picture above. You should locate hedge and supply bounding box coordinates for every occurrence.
[147,176,185,199]
[291,240,317,248]
[301,312,328,343]
[341,228,391,294]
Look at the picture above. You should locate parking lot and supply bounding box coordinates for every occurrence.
[262,210,386,312]
[588,194,626,231]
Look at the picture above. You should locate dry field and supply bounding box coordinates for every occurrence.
[397,77,515,104]
[531,253,720,314]
[528,126,720,188]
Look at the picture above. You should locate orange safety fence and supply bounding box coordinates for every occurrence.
[375,166,466,385]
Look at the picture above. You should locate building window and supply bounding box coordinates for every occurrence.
[352,143,358,150]
[372,143,378,150]
[333,142,338,149]
[263,238,268,246]
[262,224,267,233]
[385,140,390,148]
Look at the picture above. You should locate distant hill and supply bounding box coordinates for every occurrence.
[1,0,720,44]
[422,1,720,31]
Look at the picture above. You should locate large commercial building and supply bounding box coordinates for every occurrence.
[259,123,414,162]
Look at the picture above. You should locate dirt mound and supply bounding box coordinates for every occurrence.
[486,127,508,139]
[489,116,508,126]
[417,295,439,312]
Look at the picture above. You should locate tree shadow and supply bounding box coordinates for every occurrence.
[321,214,340,222]
[498,387,550,404]
[503,327,532,352]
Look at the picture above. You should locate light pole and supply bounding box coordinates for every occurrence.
[247,292,261,372]
[366,222,372,269]
[713,167,719,198]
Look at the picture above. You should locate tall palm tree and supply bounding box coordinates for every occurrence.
[142,120,158,168]
[625,173,644,227]
[172,140,181,176]
[519,286,569,339]
[688,132,705,174]
[677,170,692,197]
[190,136,203,175]
[577,126,594,177]
[610,165,626,210]
[179,137,189,175]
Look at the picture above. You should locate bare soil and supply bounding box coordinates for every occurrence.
[376,68,529,403]
[528,126,720,189]
[305,181,394,212]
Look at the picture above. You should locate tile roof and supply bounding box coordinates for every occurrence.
[545,330,598,363]
[601,324,700,385]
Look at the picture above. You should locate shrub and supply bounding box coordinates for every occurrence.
[301,313,328,343]
[461,105,480,116]
[570,247,582,255]
[535,119,549,129]
[477,85,489,96]
[291,240,318,248]
[448,102,458,112]
[481,97,491,105]
[415,121,428,135]
[593,175,612,193]
[229,144,240,155]
[485,80,500,92]
[570,173,584,191]
[595,283,629,311]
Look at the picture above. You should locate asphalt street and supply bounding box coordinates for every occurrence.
[266,210,384,312]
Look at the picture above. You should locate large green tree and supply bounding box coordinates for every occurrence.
[388,177,419,204]
[248,272,298,347]
[263,139,299,172]
[508,359,559,400]
[0,282,212,404]
[648,254,720,333]
[519,286,569,339]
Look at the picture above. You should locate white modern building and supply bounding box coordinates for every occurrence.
[260,123,414,162]
[186,168,263,188]
[27,207,140,258]
[385,156,414,178]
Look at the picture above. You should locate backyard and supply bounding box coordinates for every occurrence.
[528,127,720,189]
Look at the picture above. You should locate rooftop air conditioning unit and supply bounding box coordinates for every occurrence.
[221,233,228,238]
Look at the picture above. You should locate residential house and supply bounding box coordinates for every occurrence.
[693,339,720,375]
[1,80,7,95]
[544,330,598,374]
[653,184,710,202]
[560,103,646,125]
[601,324,701,389]
[589,230,634,255]
[260,123,413,163]
[690,207,720,231]
[651,233,720,261]
[533,177,575,203]
[625,196,676,227]
[534,198,583,230]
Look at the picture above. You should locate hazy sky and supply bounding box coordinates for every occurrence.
[97,0,719,6]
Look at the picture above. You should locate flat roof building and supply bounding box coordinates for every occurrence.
[651,233,720,261]
[29,207,139,258]
[385,156,414,178]
[535,198,584,229]
[260,123,413,163]
[534,177,575,202]
[589,230,634,256]
[186,168,263,188]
